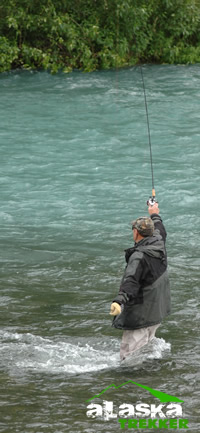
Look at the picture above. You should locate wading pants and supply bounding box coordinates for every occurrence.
[120,323,160,361]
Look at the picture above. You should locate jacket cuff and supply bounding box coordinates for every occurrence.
[151,214,162,222]
[113,292,129,305]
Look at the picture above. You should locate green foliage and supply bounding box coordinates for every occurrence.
[0,36,19,72]
[0,0,200,73]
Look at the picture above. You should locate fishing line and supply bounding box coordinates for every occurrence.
[140,66,156,204]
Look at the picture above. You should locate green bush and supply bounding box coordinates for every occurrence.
[0,36,19,72]
[0,0,200,73]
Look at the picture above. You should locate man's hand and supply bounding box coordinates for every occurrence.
[148,202,160,215]
[109,302,121,316]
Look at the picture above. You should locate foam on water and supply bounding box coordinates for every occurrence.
[0,330,170,375]
[0,331,120,375]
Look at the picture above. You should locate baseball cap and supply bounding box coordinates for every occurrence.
[131,217,154,237]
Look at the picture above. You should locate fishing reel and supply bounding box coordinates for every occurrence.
[147,189,157,207]
[147,196,157,206]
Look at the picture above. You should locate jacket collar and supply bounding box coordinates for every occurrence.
[125,233,164,263]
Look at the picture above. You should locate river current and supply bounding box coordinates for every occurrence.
[0,65,199,432]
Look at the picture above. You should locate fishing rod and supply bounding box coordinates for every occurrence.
[140,66,157,207]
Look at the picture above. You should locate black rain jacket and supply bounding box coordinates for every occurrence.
[112,214,171,330]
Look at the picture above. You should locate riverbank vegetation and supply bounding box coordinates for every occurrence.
[0,0,200,73]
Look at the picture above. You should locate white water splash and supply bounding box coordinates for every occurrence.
[0,331,120,375]
[0,331,170,376]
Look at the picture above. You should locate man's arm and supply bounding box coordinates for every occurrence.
[113,252,143,304]
[110,252,143,315]
[148,203,167,242]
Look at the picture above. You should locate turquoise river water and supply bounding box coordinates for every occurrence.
[0,65,200,433]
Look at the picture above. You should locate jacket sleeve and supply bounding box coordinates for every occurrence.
[113,251,144,305]
[151,214,167,243]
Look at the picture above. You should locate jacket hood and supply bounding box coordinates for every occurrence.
[125,231,166,262]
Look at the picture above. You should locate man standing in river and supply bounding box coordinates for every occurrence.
[110,203,170,361]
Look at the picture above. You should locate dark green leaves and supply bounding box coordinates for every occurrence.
[0,0,200,73]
